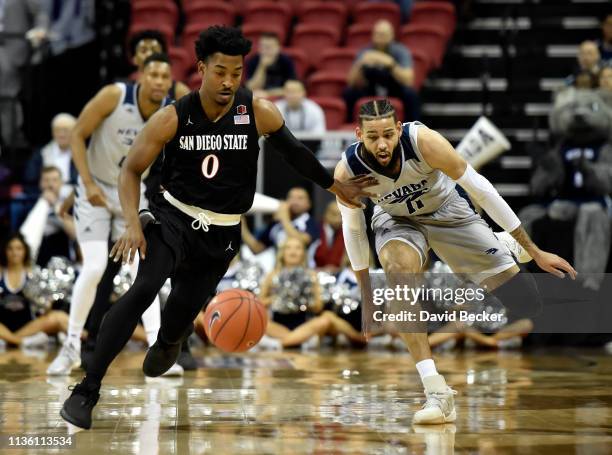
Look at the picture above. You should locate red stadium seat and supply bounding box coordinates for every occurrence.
[309,96,346,130]
[352,2,401,33]
[299,3,348,30]
[188,72,202,90]
[183,2,236,27]
[168,47,190,81]
[131,1,179,30]
[291,24,341,67]
[307,71,347,97]
[128,23,175,50]
[400,23,447,69]
[410,2,456,40]
[243,2,291,34]
[353,96,405,122]
[182,23,207,68]
[241,23,288,51]
[283,47,310,80]
[319,48,357,73]
[410,48,430,91]
[346,23,372,50]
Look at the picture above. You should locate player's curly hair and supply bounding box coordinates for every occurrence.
[129,29,168,55]
[359,99,397,124]
[195,26,252,63]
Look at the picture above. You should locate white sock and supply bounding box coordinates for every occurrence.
[416,358,439,383]
[130,255,161,347]
[67,240,109,349]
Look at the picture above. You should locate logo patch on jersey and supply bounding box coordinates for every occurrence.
[237,104,247,115]
[234,115,250,125]
[377,180,430,214]
[484,248,498,255]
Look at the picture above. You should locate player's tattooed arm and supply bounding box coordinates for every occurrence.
[418,127,577,279]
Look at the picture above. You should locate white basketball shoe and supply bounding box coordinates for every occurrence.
[413,375,457,424]
[47,340,81,375]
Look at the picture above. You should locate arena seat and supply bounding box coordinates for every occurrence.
[409,1,456,40]
[291,24,342,67]
[410,48,430,91]
[243,2,292,34]
[307,71,347,97]
[346,23,372,50]
[400,23,448,69]
[128,22,175,50]
[241,23,288,50]
[353,96,405,122]
[318,48,357,73]
[298,3,348,30]
[352,2,401,33]
[168,47,191,81]
[183,2,236,27]
[131,0,178,30]
[282,47,310,80]
[309,96,347,130]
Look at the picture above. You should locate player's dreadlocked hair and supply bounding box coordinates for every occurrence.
[358,99,397,124]
[195,26,252,63]
[129,29,168,55]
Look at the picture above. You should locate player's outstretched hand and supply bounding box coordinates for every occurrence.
[110,225,147,265]
[84,182,108,208]
[329,175,379,209]
[533,250,577,279]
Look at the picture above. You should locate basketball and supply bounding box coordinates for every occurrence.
[202,289,267,353]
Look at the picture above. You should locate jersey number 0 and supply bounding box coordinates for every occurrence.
[201,155,219,179]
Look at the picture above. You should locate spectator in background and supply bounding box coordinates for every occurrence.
[246,32,297,98]
[598,66,612,106]
[313,201,345,273]
[0,233,69,349]
[567,41,602,87]
[597,14,612,63]
[242,187,319,254]
[24,113,77,196]
[344,20,419,121]
[275,80,326,134]
[0,0,49,146]
[128,29,189,100]
[20,166,75,266]
[260,237,365,349]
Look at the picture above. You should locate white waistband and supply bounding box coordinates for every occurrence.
[163,191,241,227]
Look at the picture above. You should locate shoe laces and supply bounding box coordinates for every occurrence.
[191,212,211,232]
[422,388,457,410]
[69,383,99,406]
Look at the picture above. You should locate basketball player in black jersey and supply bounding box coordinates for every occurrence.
[60,26,376,429]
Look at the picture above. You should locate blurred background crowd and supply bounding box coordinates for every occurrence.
[0,0,611,355]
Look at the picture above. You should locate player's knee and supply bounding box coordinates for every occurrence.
[383,258,421,275]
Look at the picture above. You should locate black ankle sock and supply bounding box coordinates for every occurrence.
[82,375,101,390]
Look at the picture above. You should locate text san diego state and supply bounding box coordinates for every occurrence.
[179,134,248,151]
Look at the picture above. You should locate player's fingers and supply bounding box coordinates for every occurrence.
[111,240,123,262]
[557,260,577,280]
[122,242,131,265]
[547,265,565,279]
[140,239,147,260]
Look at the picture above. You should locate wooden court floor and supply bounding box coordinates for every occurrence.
[0,347,611,454]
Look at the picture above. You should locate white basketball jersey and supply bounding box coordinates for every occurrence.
[86,82,170,185]
[341,122,455,217]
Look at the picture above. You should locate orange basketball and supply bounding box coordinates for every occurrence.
[202,289,268,352]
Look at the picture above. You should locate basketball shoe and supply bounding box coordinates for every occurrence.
[413,375,457,424]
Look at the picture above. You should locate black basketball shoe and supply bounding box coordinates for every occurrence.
[60,382,101,429]
[177,339,197,371]
[143,324,194,377]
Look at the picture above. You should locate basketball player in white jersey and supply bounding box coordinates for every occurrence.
[47,54,175,375]
[337,100,576,424]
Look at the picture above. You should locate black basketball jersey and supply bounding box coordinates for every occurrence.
[161,87,260,214]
